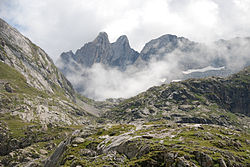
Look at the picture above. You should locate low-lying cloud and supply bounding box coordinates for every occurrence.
[66,56,180,100]
[60,37,250,101]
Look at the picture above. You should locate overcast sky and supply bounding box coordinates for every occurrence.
[0,0,250,61]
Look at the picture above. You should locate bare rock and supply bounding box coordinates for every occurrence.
[39,149,48,155]
[218,158,227,167]
[4,83,13,93]
[72,137,85,144]
[79,149,97,157]
[194,151,213,167]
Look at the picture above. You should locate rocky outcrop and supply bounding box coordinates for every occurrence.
[182,66,250,116]
[110,35,139,69]
[44,136,72,167]
[194,151,213,167]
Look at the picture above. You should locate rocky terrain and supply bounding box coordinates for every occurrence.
[0,17,250,167]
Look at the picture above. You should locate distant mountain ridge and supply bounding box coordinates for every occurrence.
[59,32,250,73]
[58,32,250,98]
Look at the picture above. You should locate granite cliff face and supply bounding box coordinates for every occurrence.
[110,35,139,68]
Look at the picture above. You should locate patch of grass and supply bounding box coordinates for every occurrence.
[0,113,34,138]
[95,124,135,137]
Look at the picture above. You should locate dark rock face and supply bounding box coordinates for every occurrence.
[183,67,250,116]
[4,83,13,93]
[59,32,139,71]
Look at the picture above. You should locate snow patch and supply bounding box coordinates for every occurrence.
[182,66,225,74]
[171,79,181,82]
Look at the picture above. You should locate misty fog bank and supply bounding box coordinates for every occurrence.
[57,37,250,101]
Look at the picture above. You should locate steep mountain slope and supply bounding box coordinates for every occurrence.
[0,18,100,124]
[0,18,75,101]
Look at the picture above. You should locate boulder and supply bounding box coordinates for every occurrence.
[194,151,213,167]
[176,157,197,167]
[218,158,227,167]
[72,137,85,144]
[79,149,97,157]
[4,83,13,93]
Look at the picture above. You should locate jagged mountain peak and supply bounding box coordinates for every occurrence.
[93,31,109,44]
[59,32,139,71]
[115,35,129,43]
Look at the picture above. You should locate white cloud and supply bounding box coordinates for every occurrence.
[66,56,181,101]
[1,0,250,61]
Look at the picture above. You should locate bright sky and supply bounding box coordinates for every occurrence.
[0,0,250,61]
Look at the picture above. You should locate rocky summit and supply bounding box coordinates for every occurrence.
[0,17,250,167]
[59,32,139,73]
